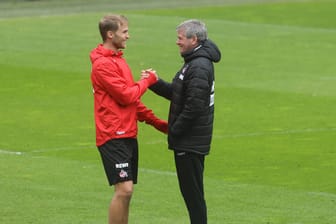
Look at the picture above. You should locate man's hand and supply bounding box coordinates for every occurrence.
[141,68,159,85]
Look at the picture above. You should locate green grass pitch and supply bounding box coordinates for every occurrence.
[0,0,335,223]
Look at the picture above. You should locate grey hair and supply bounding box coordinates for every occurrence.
[176,19,208,42]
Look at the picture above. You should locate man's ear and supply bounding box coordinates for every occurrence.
[191,35,198,46]
[107,30,114,39]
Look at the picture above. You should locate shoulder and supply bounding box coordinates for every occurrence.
[94,56,122,70]
[193,57,212,66]
[186,58,212,76]
[187,57,212,72]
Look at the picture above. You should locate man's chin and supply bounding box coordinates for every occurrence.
[178,47,186,54]
[118,43,126,49]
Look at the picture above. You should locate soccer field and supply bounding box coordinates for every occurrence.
[0,0,335,223]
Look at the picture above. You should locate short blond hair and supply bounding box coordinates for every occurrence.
[99,14,128,41]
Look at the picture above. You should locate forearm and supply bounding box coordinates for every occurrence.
[149,79,172,100]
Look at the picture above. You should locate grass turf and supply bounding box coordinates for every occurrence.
[0,0,335,223]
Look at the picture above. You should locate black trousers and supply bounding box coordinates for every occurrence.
[174,151,207,224]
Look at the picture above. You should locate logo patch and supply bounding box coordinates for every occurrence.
[116,131,125,135]
[119,169,128,178]
[176,152,186,156]
[210,81,215,106]
[179,74,184,80]
[115,163,129,168]
[181,64,189,74]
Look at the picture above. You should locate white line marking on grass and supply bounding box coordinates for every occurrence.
[0,149,23,155]
[139,168,176,176]
[0,145,94,155]
[308,191,336,199]
[3,146,336,201]
[1,127,334,154]
[140,169,336,199]
[30,145,93,153]
[0,148,177,177]
[215,127,336,139]
[144,140,166,145]
[221,19,336,33]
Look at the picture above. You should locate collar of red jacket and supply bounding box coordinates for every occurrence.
[98,44,124,57]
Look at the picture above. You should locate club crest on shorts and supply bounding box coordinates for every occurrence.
[119,169,128,178]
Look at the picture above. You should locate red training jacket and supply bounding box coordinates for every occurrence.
[90,44,158,146]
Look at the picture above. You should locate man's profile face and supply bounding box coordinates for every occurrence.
[176,29,197,54]
[111,22,129,50]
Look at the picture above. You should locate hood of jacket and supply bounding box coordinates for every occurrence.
[182,39,221,63]
[90,44,123,64]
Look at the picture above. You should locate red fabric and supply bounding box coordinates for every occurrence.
[90,44,159,146]
[152,119,168,134]
[137,102,168,134]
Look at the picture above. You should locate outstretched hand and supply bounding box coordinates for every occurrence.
[141,68,158,80]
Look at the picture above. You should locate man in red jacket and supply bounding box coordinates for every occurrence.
[90,14,167,224]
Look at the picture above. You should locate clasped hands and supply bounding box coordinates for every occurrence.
[141,68,158,81]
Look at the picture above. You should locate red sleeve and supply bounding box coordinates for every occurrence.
[95,61,156,106]
[137,101,168,134]
[137,101,156,123]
